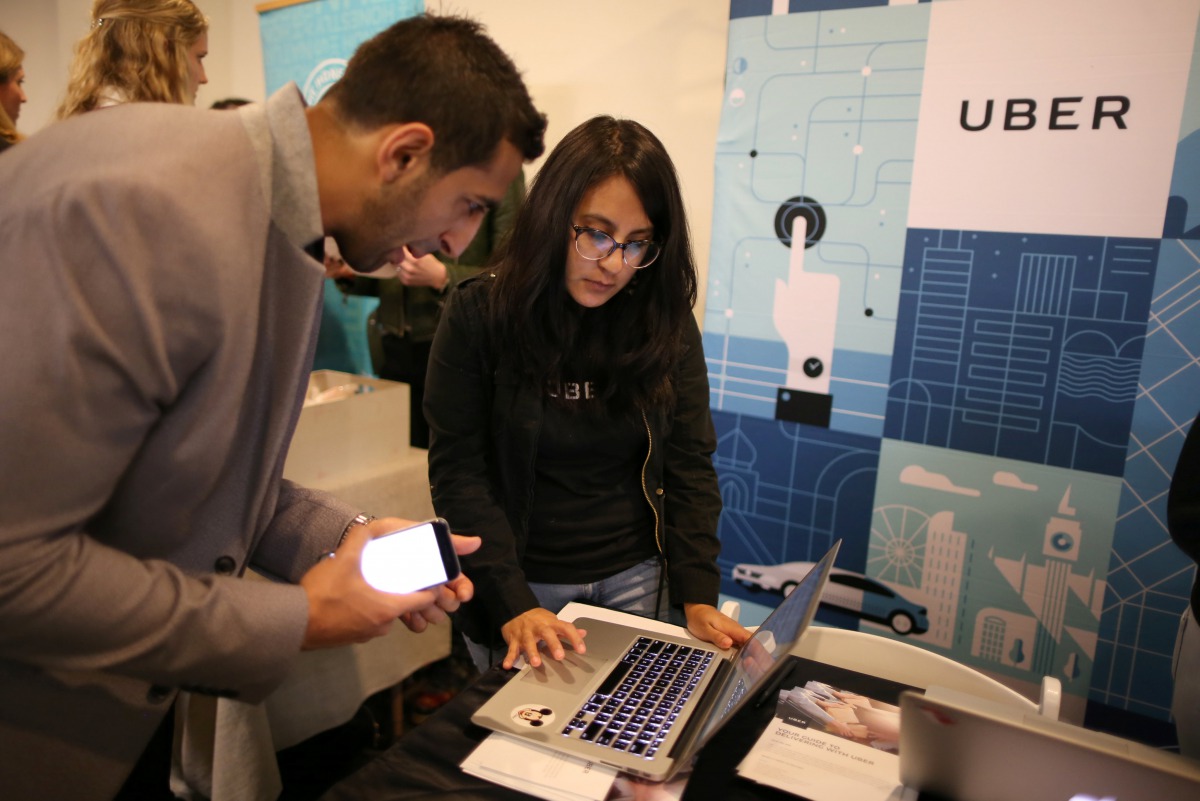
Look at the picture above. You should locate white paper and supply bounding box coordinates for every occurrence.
[738,717,915,800]
[460,732,617,801]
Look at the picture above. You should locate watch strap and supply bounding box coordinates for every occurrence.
[337,513,376,548]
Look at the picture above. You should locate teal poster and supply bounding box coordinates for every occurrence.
[258,0,424,376]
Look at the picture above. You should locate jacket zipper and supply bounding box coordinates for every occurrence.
[640,410,664,563]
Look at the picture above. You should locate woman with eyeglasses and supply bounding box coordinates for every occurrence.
[425,115,750,672]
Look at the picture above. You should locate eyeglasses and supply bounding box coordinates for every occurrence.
[571,225,661,269]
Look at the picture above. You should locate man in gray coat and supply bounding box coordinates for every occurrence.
[0,14,545,800]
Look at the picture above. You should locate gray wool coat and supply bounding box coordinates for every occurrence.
[0,89,358,799]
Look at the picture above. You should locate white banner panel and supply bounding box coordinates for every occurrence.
[908,0,1199,238]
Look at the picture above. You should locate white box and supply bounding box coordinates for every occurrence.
[283,369,413,489]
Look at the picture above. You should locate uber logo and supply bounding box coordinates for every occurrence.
[960,96,1131,131]
[909,0,1195,239]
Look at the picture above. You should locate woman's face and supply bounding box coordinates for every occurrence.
[0,65,26,124]
[184,31,208,104]
[563,175,653,309]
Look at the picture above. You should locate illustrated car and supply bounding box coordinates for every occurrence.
[731,561,930,635]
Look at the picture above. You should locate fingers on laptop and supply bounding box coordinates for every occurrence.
[684,603,751,650]
[502,608,587,669]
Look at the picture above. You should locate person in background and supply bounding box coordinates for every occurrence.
[0,13,545,800]
[331,172,525,448]
[56,0,208,118]
[0,30,26,154]
[1169,408,1200,759]
[425,116,749,672]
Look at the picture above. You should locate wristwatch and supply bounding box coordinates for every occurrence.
[337,513,376,548]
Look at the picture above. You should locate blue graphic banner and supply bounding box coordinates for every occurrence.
[709,0,1200,734]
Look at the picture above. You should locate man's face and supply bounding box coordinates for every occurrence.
[337,139,523,274]
[0,65,26,124]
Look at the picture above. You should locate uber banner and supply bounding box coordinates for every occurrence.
[711,0,1200,733]
[258,0,423,376]
[909,0,1195,238]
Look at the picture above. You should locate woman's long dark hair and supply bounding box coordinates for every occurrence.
[488,116,698,416]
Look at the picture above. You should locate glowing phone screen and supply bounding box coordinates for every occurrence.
[360,522,449,593]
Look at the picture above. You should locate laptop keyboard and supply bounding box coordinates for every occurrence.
[560,637,716,758]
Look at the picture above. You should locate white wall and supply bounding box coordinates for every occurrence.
[0,1,78,134]
[0,0,729,312]
[0,0,247,131]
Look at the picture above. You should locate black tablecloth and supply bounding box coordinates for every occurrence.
[318,662,809,801]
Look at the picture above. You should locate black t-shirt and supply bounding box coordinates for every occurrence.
[523,377,658,584]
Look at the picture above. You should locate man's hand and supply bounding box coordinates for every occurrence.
[393,247,449,289]
[683,602,751,650]
[298,518,480,650]
[499,608,588,670]
[399,549,478,634]
[398,531,480,632]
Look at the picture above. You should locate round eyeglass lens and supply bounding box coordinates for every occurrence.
[577,228,613,259]
[573,227,661,268]
[625,241,657,268]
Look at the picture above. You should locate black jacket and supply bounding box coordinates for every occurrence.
[1169,409,1200,617]
[425,276,724,645]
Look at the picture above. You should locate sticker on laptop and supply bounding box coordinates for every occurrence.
[511,705,555,728]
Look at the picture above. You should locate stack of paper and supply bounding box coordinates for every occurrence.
[461,732,617,801]
[461,732,690,801]
[735,660,920,801]
[737,714,915,801]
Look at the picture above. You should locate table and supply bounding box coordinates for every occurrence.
[316,603,843,801]
[318,659,830,801]
[316,600,1058,801]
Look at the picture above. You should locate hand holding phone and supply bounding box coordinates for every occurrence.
[300,519,478,650]
[359,518,461,594]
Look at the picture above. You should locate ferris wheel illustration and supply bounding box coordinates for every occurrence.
[868,504,930,588]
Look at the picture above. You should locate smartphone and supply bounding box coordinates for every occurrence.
[359,518,461,594]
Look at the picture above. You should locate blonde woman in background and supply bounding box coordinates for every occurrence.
[0,30,26,154]
[57,0,208,119]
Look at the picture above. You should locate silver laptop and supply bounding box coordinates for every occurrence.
[471,541,841,781]
[899,687,1200,800]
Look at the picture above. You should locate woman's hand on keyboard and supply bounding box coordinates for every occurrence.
[683,603,752,650]
[501,607,589,669]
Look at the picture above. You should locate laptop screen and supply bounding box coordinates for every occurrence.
[695,540,841,747]
[899,688,1200,801]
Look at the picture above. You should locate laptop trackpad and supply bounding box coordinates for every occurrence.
[518,648,601,687]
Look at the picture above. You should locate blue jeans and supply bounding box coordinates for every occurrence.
[463,557,677,672]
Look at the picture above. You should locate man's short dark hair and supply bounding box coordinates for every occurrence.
[325,14,546,172]
[211,97,252,110]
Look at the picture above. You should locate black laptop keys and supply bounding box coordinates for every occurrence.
[560,636,716,758]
